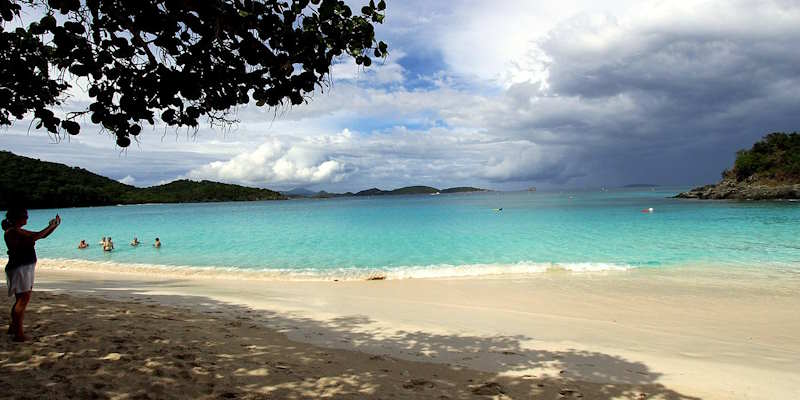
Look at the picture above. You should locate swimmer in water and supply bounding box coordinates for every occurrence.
[103,237,114,252]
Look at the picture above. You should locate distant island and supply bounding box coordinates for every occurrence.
[280,187,319,197]
[282,185,488,198]
[0,151,286,209]
[440,186,487,194]
[676,132,800,200]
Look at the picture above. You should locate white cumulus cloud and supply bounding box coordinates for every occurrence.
[187,135,354,186]
[118,175,136,185]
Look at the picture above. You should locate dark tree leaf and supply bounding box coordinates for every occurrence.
[116,135,131,148]
[0,0,388,144]
[61,120,80,135]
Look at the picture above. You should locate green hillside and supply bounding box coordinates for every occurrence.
[0,151,133,209]
[0,151,285,209]
[388,186,440,195]
[124,180,284,203]
[354,187,386,196]
[676,132,800,199]
[729,132,800,182]
[353,186,440,196]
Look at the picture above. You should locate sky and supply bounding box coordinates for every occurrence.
[2,0,800,192]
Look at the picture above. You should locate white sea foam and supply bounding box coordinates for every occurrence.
[35,258,633,281]
[383,262,631,279]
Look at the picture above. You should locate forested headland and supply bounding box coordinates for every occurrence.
[0,151,285,209]
[676,132,800,199]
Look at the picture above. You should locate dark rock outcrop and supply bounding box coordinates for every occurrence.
[676,132,800,200]
[675,176,800,200]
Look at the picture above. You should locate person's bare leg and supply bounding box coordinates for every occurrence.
[12,291,31,342]
[8,297,18,334]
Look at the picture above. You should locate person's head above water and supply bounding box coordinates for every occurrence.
[2,206,28,231]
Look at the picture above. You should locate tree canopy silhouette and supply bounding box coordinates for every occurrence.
[732,132,800,181]
[0,0,387,147]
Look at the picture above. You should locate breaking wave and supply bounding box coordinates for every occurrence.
[36,258,633,281]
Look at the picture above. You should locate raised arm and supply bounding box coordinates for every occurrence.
[28,214,61,241]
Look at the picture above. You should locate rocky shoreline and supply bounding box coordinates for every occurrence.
[675,176,800,200]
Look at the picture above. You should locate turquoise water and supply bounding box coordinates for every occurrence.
[8,188,800,278]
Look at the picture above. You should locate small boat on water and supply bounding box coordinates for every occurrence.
[528,187,536,192]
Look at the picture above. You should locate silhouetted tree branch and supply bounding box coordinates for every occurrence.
[0,0,388,147]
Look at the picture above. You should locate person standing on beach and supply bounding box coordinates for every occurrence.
[3,207,60,342]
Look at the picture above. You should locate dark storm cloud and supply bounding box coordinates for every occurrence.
[482,3,800,186]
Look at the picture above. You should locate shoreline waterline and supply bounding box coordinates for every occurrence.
[25,257,800,284]
[29,257,638,281]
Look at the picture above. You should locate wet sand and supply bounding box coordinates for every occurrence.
[2,260,799,399]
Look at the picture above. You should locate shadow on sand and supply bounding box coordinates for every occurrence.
[0,278,703,399]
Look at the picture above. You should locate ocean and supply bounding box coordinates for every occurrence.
[15,187,800,280]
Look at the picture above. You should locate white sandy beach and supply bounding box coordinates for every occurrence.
[3,259,800,399]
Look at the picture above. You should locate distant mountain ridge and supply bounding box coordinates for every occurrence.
[0,151,285,209]
[285,185,488,198]
[280,187,317,197]
[355,186,441,196]
[441,187,487,193]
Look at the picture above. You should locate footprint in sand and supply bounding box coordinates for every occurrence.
[471,382,504,396]
[403,378,436,390]
[559,388,584,398]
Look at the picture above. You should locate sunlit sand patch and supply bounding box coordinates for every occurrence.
[100,352,123,361]
[11,266,800,399]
